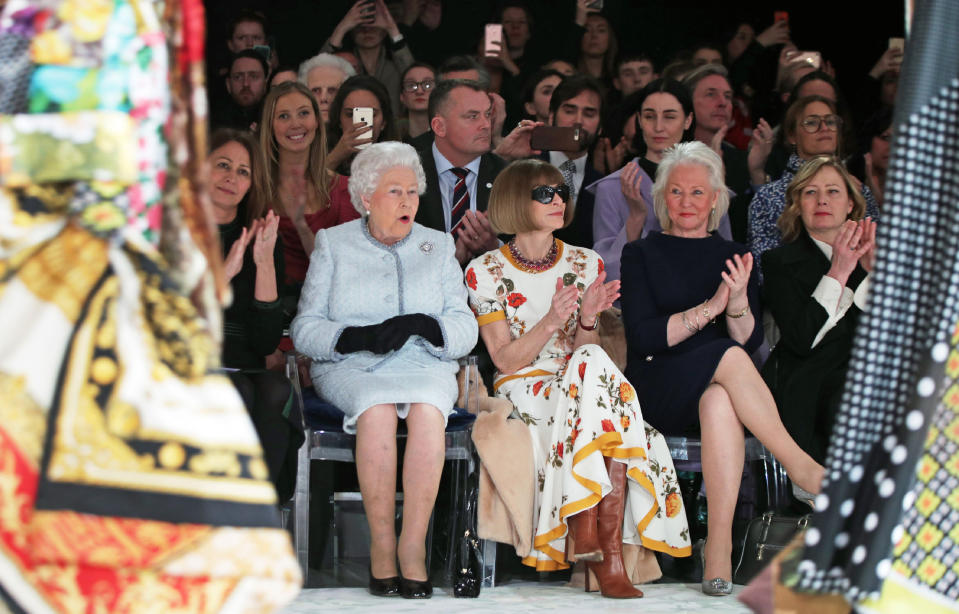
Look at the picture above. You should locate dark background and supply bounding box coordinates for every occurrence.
[203,0,905,109]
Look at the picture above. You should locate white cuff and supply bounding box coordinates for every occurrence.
[853,274,870,311]
[811,275,854,349]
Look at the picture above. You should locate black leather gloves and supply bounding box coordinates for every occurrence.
[334,314,443,355]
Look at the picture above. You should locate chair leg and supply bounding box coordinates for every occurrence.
[292,434,311,586]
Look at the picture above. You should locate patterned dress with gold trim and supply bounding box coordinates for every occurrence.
[0,0,300,612]
[466,241,691,571]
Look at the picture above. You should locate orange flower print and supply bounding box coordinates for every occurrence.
[571,428,580,447]
[665,493,682,518]
[507,292,527,307]
[598,259,604,274]
[601,419,616,432]
[618,382,635,404]
[620,415,630,430]
[578,362,586,380]
[556,441,564,459]
[465,267,478,290]
[568,383,578,399]
[544,386,552,399]
[533,380,544,396]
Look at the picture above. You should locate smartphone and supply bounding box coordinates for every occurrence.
[359,0,375,23]
[790,51,821,70]
[353,107,374,149]
[587,0,604,9]
[530,125,583,152]
[484,24,503,58]
[888,37,905,52]
[252,44,271,61]
[774,11,789,23]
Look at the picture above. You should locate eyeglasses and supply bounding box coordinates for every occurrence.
[531,184,570,204]
[800,114,843,133]
[402,80,435,93]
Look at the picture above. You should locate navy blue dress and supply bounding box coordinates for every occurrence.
[620,232,762,435]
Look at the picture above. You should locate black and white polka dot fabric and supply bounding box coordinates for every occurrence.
[790,1,959,604]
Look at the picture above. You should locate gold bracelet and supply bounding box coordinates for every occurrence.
[701,301,714,325]
[726,305,750,319]
[681,310,697,333]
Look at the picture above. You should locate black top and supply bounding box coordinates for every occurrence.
[218,204,286,369]
[760,230,866,462]
[620,231,762,434]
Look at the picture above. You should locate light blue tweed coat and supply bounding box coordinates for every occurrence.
[291,218,478,433]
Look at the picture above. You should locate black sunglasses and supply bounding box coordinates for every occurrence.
[531,184,570,204]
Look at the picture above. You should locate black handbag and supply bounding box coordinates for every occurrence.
[451,481,482,597]
[733,511,810,585]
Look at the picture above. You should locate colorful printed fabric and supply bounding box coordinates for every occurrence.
[0,0,301,611]
[466,243,691,570]
[0,0,167,244]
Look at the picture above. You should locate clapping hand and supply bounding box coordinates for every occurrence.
[547,276,580,329]
[251,210,279,267]
[620,160,648,216]
[747,118,774,184]
[721,252,752,313]
[857,217,877,273]
[828,219,874,284]
[580,271,620,323]
[223,226,253,280]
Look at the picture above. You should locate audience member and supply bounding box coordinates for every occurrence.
[437,55,491,88]
[612,54,657,101]
[520,68,564,123]
[762,157,874,464]
[589,79,732,281]
[691,43,723,66]
[682,63,773,241]
[466,158,689,595]
[748,95,879,266]
[258,82,359,307]
[291,141,477,599]
[541,75,605,248]
[209,128,302,501]
[619,142,825,595]
[321,0,413,117]
[543,58,577,76]
[213,49,269,131]
[398,63,436,141]
[326,75,398,176]
[576,12,617,87]
[226,9,269,55]
[298,52,356,123]
[270,66,298,88]
[414,79,506,265]
[847,106,893,209]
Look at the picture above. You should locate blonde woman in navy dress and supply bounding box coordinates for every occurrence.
[619,141,825,595]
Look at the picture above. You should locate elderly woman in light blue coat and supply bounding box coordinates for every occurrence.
[291,141,477,598]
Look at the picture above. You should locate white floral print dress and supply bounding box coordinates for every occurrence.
[466,240,692,570]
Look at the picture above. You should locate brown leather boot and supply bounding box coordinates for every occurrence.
[566,505,602,562]
[585,457,643,598]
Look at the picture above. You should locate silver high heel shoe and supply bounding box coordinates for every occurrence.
[700,543,732,596]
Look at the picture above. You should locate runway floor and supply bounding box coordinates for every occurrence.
[282,581,752,613]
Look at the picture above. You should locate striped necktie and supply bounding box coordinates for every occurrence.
[450,167,470,233]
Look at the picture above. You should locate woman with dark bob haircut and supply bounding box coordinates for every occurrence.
[466,158,691,598]
[762,156,873,464]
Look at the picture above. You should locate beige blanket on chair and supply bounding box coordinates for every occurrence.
[462,308,663,583]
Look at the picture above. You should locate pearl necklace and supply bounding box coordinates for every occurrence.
[507,238,558,273]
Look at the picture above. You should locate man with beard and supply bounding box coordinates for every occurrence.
[541,75,604,248]
[213,49,269,131]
